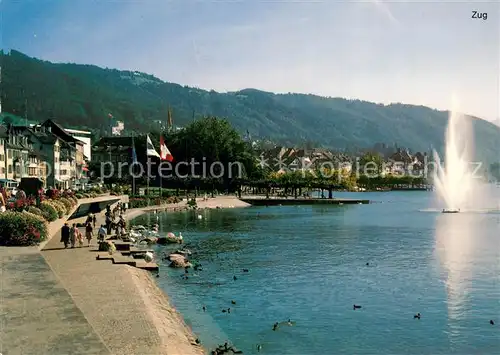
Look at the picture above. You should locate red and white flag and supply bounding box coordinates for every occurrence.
[160,135,174,162]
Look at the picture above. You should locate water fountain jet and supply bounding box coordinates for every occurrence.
[433,102,477,212]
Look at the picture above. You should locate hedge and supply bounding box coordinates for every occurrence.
[27,206,45,218]
[46,200,66,218]
[40,202,59,222]
[59,197,75,212]
[129,196,181,208]
[0,211,48,246]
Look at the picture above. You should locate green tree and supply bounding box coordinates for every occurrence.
[359,152,384,176]
[165,116,260,186]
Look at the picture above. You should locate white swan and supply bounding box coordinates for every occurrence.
[129,231,142,238]
[144,252,154,263]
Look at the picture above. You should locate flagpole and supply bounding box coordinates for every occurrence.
[132,133,135,196]
[159,164,162,198]
[159,133,162,199]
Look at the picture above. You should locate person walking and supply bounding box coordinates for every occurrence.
[92,214,97,228]
[105,214,111,235]
[85,222,94,246]
[60,223,70,248]
[98,224,107,242]
[76,227,84,247]
[70,223,77,248]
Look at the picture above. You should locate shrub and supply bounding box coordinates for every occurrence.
[75,193,83,199]
[128,196,181,208]
[187,198,197,209]
[129,197,150,209]
[6,197,35,212]
[0,211,48,246]
[166,196,181,204]
[90,187,102,194]
[62,190,75,199]
[59,197,74,212]
[27,206,45,219]
[48,200,66,217]
[110,185,123,195]
[40,201,59,221]
[46,189,60,199]
[37,193,47,203]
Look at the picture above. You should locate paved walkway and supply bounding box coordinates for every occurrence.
[0,196,227,355]
[0,247,110,355]
[0,197,185,355]
[39,200,184,355]
[41,247,164,354]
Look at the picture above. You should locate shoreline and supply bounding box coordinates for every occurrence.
[126,195,251,221]
[127,266,205,355]
[2,195,249,354]
[116,195,251,354]
[120,195,250,354]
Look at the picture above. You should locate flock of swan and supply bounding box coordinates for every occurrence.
[127,224,184,245]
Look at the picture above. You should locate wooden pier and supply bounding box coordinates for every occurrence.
[240,197,370,206]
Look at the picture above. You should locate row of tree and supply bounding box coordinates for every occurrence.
[91,116,263,192]
[92,114,429,193]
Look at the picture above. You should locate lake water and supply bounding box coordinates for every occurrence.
[132,190,500,354]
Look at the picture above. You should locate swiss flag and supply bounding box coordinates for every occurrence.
[160,135,174,162]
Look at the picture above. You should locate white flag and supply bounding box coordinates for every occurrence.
[146,135,160,158]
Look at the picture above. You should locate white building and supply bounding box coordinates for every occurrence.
[60,128,92,161]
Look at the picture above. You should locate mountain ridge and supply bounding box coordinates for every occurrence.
[1,49,499,163]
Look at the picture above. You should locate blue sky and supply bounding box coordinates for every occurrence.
[1,0,499,123]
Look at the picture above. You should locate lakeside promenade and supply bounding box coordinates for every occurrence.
[1,195,248,355]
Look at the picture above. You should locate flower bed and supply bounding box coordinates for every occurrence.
[0,211,48,246]
[4,188,78,223]
[75,192,98,199]
[129,196,181,209]
[0,188,102,246]
[39,202,59,222]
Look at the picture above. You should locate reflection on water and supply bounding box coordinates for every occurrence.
[132,191,500,354]
[435,213,475,337]
[434,210,500,347]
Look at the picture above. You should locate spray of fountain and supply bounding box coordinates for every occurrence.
[433,101,478,212]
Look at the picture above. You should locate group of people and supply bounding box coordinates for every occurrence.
[105,204,127,236]
[59,203,128,249]
[60,223,91,248]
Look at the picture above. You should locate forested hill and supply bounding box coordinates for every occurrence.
[1,50,499,162]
